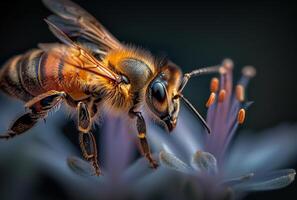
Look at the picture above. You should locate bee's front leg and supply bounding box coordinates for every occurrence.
[129,111,159,169]
[77,102,101,176]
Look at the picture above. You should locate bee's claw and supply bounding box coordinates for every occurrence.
[91,160,102,176]
[148,158,159,169]
[0,130,15,140]
[94,168,102,176]
[92,170,102,176]
[150,162,159,169]
[0,135,10,140]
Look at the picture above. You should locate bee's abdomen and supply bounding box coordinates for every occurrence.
[0,50,45,101]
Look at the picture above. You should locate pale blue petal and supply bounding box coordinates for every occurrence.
[0,95,23,129]
[233,169,296,192]
[170,107,205,155]
[134,166,187,199]
[148,124,189,161]
[147,107,205,163]
[123,154,157,181]
[224,124,297,177]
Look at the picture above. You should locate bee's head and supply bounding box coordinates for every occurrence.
[146,61,182,131]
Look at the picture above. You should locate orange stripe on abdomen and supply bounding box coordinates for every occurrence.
[39,51,89,101]
[39,52,63,92]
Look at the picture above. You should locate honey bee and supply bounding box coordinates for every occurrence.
[0,0,222,175]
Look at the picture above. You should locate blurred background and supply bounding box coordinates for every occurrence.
[0,0,296,199]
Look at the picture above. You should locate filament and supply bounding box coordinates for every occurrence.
[218,89,226,102]
[235,84,245,102]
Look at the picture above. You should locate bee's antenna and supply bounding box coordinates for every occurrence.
[178,65,226,93]
[175,94,211,134]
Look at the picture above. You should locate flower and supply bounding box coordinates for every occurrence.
[0,98,171,200]
[1,59,296,200]
[148,59,297,199]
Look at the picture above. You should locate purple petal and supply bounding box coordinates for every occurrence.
[102,115,135,178]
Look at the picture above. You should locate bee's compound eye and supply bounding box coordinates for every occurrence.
[151,82,166,102]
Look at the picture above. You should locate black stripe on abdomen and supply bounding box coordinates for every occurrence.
[0,55,34,101]
[17,54,35,100]
[19,50,45,96]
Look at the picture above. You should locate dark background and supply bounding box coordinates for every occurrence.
[0,0,296,199]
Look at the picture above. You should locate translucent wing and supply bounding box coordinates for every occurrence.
[44,19,121,83]
[42,0,122,56]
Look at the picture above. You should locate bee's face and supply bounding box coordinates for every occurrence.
[146,62,182,131]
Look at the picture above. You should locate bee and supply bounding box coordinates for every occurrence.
[0,0,223,175]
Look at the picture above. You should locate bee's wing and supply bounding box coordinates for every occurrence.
[43,20,121,83]
[42,0,122,55]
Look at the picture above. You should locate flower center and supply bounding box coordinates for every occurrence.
[204,59,256,164]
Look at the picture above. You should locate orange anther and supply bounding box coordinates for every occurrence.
[206,92,216,108]
[237,108,246,124]
[210,78,219,92]
[218,89,226,102]
[236,84,245,102]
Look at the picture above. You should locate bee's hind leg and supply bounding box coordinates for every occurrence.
[77,101,101,176]
[0,90,66,140]
[0,113,40,139]
[129,111,159,169]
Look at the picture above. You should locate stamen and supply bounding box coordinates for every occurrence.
[159,150,192,174]
[191,151,218,174]
[237,108,246,124]
[242,65,256,78]
[221,172,254,186]
[218,89,226,102]
[235,84,245,102]
[206,92,216,108]
[210,78,219,92]
[222,58,234,70]
[67,156,96,177]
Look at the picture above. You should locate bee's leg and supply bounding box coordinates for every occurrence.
[0,113,41,139]
[130,111,159,169]
[0,91,66,140]
[77,102,101,176]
